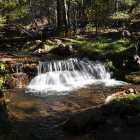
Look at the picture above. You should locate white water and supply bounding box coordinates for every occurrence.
[27,58,127,95]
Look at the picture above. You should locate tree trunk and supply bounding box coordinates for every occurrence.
[57,0,62,30]
[62,0,68,34]
[67,0,71,27]
[95,2,99,35]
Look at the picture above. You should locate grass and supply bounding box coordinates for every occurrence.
[64,38,135,75]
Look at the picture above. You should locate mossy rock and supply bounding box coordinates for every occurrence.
[125,71,140,84]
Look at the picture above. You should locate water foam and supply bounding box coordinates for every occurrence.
[27,58,127,95]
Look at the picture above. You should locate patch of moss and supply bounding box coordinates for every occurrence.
[111,94,140,105]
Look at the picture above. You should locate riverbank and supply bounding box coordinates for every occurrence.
[64,89,140,140]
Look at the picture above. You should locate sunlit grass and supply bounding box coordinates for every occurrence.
[111,94,140,105]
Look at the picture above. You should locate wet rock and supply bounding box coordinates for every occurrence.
[50,44,76,56]
[120,105,139,117]
[6,72,29,88]
[64,108,102,133]
[22,63,37,77]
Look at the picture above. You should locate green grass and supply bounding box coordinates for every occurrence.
[64,38,135,74]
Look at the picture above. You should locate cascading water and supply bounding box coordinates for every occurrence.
[27,58,127,95]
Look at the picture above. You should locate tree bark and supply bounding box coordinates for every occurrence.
[62,0,68,34]
[57,0,62,30]
[67,0,71,27]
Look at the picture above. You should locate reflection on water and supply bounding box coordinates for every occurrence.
[4,84,140,140]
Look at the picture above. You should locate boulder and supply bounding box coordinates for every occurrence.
[50,44,76,56]
[124,88,137,94]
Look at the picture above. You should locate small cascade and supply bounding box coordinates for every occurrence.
[27,58,127,95]
[16,63,23,73]
[15,63,22,88]
[15,63,28,88]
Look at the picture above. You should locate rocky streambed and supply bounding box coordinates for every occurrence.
[0,51,140,140]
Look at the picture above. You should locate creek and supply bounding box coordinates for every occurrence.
[4,57,134,140]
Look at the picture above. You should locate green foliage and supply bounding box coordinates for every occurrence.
[119,0,136,6]
[0,62,6,74]
[0,62,8,89]
[111,94,140,105]
[112,11,130,19]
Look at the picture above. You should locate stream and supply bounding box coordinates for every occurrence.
[3,57,139,140]
[4,85,136,140]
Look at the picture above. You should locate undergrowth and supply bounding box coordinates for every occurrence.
[0,62,9,90]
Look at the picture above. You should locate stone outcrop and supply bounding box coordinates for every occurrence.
[50,44,76,56]
[6,72,29,88]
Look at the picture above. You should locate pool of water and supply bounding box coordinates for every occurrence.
[4,84,140,140]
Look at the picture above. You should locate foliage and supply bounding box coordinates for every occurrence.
[0,62,8,89]
[0,0,138,27]
[111,11,130,19]
[111,94,140,105]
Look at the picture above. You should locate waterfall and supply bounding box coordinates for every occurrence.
[27,58,126,95]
